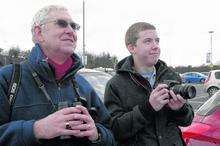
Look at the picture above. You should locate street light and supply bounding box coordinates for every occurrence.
[82,0,87,66]
[208,31,214,65]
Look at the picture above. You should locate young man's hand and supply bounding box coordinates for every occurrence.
[168,90,186,110]
[149,84,170,111]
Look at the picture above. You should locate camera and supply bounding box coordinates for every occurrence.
[163,80,196,99]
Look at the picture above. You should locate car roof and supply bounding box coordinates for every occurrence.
[209,70,220,73]
[182,72,206,75]
[78,68,102,73]
[78,68,112,77]
[196,90,220,116]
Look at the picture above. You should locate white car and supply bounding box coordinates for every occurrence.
[204,70,220,96]
[78,68,112,101]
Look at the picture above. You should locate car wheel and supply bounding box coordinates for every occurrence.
[208,87,219,96]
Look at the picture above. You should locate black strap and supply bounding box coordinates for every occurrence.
[7,63,21,107]
[71,79,89,108]
[25,61,90,111]
[25,61,56,111]
[7,62,92,112]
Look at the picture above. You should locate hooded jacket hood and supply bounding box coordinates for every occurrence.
[115,55,168,76]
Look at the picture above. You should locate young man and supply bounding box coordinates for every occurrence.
[104,22,194,146]
[0,5,115,146]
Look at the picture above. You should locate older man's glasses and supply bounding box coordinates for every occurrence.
[41,19,80,31]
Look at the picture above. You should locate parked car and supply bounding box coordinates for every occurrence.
[181,72,207,83]
[93,67,116,76]
[201,72,209,76]
[78,68,112,101]
[181,90,220,146]
[204,70,220,96]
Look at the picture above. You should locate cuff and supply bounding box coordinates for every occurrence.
[171,103,188,115]
[22,120,38,145]
[90,131,102,144]
[91,123,115,145]
[138,100,157,119]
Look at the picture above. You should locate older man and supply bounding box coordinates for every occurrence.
[0,5,115,146]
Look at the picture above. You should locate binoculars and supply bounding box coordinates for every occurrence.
[58,97,98,139]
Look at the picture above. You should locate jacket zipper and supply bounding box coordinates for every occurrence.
[129,73,152,91]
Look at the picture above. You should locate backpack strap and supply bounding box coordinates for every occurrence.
[7,63,21,107]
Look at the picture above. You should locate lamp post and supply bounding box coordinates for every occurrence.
[82,0,87,66]
[208,31,214,65]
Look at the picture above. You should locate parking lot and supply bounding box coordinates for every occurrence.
[187,83,210,111]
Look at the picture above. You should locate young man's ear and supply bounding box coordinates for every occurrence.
[33,25,44,42]
[127,44,136,55]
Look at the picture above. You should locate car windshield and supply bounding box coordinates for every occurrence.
[196,90,220,116]
[79,71,112,101]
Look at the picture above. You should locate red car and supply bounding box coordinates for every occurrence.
[181,91,220,146]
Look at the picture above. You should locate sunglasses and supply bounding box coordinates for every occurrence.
[41,19,80,31]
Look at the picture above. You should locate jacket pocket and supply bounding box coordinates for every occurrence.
[11,103,53,121]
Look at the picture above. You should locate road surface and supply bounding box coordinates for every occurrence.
[187,83,209,111]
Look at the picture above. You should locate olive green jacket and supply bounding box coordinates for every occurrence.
[104,56,194,146]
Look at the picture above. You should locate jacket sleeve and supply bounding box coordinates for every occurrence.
[0,66,39,146]
[104,80,155,141]
[89,86,116,146]
[168,102,194,126]
[166,69,194,126]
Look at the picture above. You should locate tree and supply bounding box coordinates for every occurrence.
[85,52,118,69]
[8,46,21,63]
[172,64,220,73]
[20,50,31,59]
[0,48,3,54]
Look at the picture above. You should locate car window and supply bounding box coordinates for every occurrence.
[215,71,220,79]
[196,91,220,116]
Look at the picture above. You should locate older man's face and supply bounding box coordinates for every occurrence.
[40,10,78,56]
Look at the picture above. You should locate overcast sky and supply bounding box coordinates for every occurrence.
[0,0,219,67]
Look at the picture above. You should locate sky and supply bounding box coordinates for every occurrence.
[0,0,220,67]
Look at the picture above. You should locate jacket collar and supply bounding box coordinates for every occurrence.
[116,55,168,76]
[116,55,136,74]
[27,43,83,82]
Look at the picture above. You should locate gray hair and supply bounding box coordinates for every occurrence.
[125,22,156,46]
[31,5,68,43]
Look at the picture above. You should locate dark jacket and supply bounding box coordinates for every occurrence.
[104,56,194,146]
[0,44,115,146]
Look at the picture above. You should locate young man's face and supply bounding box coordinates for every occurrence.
[40,10,78,56]
[133,29,160,67]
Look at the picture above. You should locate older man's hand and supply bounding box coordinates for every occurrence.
[33,106,86,140]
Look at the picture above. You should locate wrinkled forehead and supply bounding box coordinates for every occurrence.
[46,9,73,21]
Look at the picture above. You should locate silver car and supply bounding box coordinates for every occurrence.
[204,70,220,96]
